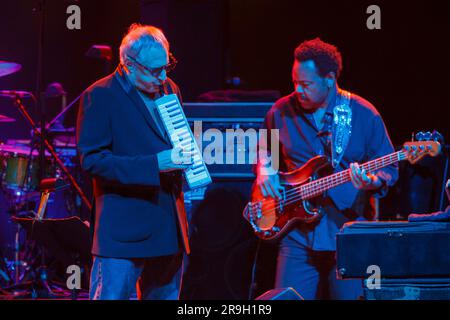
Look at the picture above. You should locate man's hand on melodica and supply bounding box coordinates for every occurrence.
[157,146,194,173]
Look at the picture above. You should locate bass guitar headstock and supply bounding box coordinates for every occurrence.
[403,130,443,164]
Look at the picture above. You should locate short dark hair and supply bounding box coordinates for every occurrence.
[294,38,343,79]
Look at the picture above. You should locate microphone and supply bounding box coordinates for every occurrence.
[44,82,66,98]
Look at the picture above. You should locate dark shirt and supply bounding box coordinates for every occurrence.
[261,88,398,250]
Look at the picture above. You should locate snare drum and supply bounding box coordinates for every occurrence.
[0,144,54,191]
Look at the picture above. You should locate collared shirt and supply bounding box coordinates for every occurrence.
[137,90,167,140]
[261,88,398,250]
[114,66,168,139]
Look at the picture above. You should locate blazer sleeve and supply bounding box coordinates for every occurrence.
[76,87,161,187]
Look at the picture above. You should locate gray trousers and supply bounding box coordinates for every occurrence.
[275,236,363,300]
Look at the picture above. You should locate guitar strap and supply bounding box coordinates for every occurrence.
[330,89,352,168]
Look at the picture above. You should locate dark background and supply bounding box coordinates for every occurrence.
[0,0,448,144]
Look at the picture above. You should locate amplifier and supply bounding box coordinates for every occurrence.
[184,101,272,122]
[184,102,273,179]
[336,221,450,279]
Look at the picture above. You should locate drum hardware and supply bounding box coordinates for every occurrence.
[0,90,89,298]
[0,114,16,123]
[0,249,12,286]
[0,85,88,299]
[0,178,81,299]
[0,3,91,295]
[8,94,92,211]
[35,178,69,221]
[0,197,37,293]
[10,214,91,300]
[0,153,41,291]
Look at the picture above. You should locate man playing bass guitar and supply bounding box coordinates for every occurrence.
[253,38,398,300]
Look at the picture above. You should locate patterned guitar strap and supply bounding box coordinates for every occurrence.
[331,89,352,168]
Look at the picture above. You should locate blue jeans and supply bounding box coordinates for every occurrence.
[90,252,183,300]
[275,236,362,300]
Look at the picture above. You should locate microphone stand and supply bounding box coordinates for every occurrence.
[33,0,46,197]
[30,0,90,210]
[13,95,92,211]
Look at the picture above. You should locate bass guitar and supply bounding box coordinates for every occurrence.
[243,136,442,240]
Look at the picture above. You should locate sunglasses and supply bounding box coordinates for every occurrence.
[127,53,177,78]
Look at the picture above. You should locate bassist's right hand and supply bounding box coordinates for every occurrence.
[255,173,284,200]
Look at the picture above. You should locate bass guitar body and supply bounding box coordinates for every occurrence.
[244,155,330,241]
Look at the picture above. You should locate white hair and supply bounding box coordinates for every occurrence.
[119,23,169,64]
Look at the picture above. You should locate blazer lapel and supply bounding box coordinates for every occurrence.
[114,66,168,143]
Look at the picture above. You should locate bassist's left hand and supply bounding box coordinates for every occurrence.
[349,162,382,191]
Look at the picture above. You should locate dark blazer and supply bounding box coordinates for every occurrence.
[76,66,190,258]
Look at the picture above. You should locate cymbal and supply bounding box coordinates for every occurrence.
[0,114,16,122]
[0,143,50,157]
[0,61,22,77]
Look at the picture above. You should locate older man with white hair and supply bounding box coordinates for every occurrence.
[77,23,190,300]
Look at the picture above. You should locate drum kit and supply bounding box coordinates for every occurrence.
[0,60,75,200]
[0,60,90,298]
